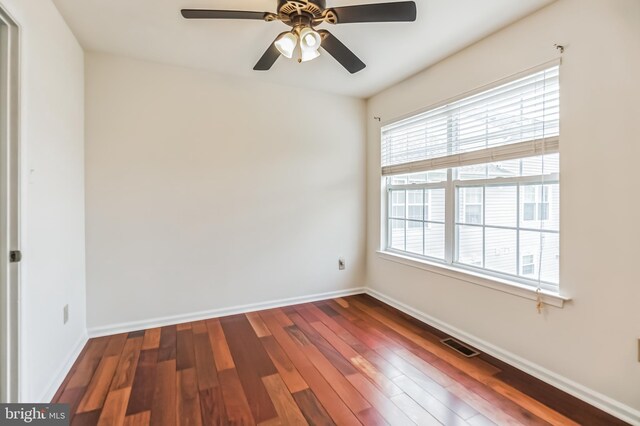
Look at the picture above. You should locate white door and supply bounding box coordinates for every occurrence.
[0,5,19,404]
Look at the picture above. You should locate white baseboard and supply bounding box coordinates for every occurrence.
[88,287,366,338]
[38,331,88,403]
[365,288,640,426]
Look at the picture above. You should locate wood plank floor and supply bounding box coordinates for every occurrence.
[52,295,627,426]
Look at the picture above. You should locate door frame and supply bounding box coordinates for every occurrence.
[0,4,20,403]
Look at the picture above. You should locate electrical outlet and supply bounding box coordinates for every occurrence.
[338,258,345,270]
[63,304,69,324]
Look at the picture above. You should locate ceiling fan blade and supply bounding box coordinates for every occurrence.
[181,9,269,20]
[318,30,365,74]
[253,33,287,71]
[329,1,416,24]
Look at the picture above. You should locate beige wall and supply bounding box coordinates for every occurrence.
[366,0,640,419]
[0,0,86,402]
[84,52,366,331]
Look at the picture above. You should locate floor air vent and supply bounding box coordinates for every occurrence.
[440,337,480,358]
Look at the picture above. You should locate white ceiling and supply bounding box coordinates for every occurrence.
[52,0,555,98]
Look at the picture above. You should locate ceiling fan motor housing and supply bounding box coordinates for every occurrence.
[277,0,327,21]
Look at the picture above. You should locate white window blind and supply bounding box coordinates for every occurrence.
[382,65,561,293]
[381,65,559,176]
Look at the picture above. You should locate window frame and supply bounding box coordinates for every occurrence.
[385,171,559,292]
[387,183,445,258]
[379,62,563,295]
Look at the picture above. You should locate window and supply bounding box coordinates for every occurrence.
[523,185,549,221]
[381,65,560,292]
[522,255,535,275]
[389,185,445,259]
[461,187,482,225]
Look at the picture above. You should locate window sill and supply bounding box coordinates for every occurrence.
[376,250,570,308]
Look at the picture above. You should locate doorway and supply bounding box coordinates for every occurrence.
[0,5,19,403]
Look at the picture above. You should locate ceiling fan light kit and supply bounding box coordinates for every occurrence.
[274,27,322,63]
[181,0,417,73]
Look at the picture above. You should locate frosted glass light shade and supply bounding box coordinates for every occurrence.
[299,28,321,51]
[300,48,321,62]
[275,32,298,59]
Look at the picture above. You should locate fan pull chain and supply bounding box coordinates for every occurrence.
[536,288,544,314]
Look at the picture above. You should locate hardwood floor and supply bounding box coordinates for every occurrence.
[52,295,627,425]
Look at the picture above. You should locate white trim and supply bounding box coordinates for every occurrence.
[387,172,560,191]
[388,181,446,191]
[88,287,366,338]
[377,250,568,307]
[364,288,640,425]
[454,172,560,188]
[38,331,88,403]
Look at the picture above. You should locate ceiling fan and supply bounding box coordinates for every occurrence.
[181,0,417,74]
